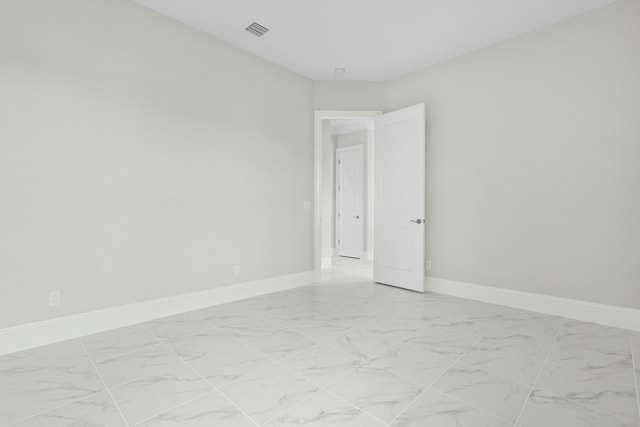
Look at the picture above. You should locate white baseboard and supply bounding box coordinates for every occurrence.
[321,257,332,270]
[426,277,640,332]
[0,271,313,356]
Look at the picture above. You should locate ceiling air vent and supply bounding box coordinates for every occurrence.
[245,22,269,37]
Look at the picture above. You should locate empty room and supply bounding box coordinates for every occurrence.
[1,0,639,426]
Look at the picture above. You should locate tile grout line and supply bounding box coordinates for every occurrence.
[0,340,87,394]
[188,319,382,426]
[83,326,165,364]
[193,309,392,425]
[3,391,107,427]
[80,341,131,427]
[3,348,113,427]
[386,315,511,426]
[512,318,566,426]
[11,285,635,427]
[146,325,261,427]
[507,322,640,425]
[258,358,392,426]
[128,390,216,427]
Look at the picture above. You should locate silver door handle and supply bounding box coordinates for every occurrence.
[410,219,423,224]
[353,215,360,219]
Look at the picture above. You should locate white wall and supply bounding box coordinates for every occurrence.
[314,81,386,111]
[0,0,314,328]
[386,0,640,309]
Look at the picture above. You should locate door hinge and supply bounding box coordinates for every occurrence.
[338,160,341,164]
[338,186,341,191]
[338,212,341,217]
[338,239,340,244]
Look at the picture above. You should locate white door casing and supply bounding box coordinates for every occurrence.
[373,103,426,292]
[313,110,382,283]
[336,145,364,258]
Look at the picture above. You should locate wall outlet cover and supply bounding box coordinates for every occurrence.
[49,291,61,307]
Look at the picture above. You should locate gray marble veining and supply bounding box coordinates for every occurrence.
[371,342,455,386]
[187,341,273,387]
[432,363,530,422]
[0,362,104,426]
[144,314,212,341]
[11,392,126,427]
[475,328,554,360]
[136,391,255,427]
[83,325,158,362]
[247,328,316,361]
[392,388,512,427]
[518,389,639,427]
[327,363,423,423]
[535,360,639,422]
[220,362,320,425]
[264,389,387,426]
[0,340,89,391]
[163,327,238,361]
[95,343,182,388]
[219,316,285,342]
[547,319,635,386]
[2,280,640,427]
[460,345,543,386]
[110,363,212,425]
[281,343,362,387]
[404,328,476,360]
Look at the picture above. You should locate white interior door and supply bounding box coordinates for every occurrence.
[336,145,364,259]
[374,104,425,292]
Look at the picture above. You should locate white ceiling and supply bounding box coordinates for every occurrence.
[134,0,616,81]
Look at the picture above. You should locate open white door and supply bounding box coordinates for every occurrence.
[336,145,364,259]
[374,104,425,292]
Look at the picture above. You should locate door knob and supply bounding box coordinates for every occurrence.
[410,219,423,224]
[354,215,360,219]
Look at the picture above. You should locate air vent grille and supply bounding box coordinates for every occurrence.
[245,22,269,37]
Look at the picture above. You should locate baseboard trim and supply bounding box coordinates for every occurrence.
[321,257,332,270]
[0,271,313,356]
[426,277,640,332]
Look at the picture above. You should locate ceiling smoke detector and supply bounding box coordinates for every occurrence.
[245,22,269,37]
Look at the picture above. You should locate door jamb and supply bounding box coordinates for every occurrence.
[313,111,381,283]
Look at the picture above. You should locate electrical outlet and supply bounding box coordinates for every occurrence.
[49,291,61,307]
[234,265,241,276]
[425,260,432,271]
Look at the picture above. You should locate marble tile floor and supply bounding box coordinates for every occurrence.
[1,280,639,427]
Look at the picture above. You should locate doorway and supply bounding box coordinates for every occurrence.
[314,105,426,292]
[313,111,380,282]
[335,144,364,259]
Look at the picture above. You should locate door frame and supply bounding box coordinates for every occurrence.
[335,144,365,259]
[313,111,381,282]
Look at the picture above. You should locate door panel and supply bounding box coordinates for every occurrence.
[374,104,425,292]
[336,146,364,259]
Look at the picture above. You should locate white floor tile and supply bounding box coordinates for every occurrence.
[136,391,255,427]
[432,363,530,422]
[327,364,423,423]
[392,388,512,427]
[110,363,212,425]
[220,362,320,425]
[518,389,638,427]
[11,392,126,427]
